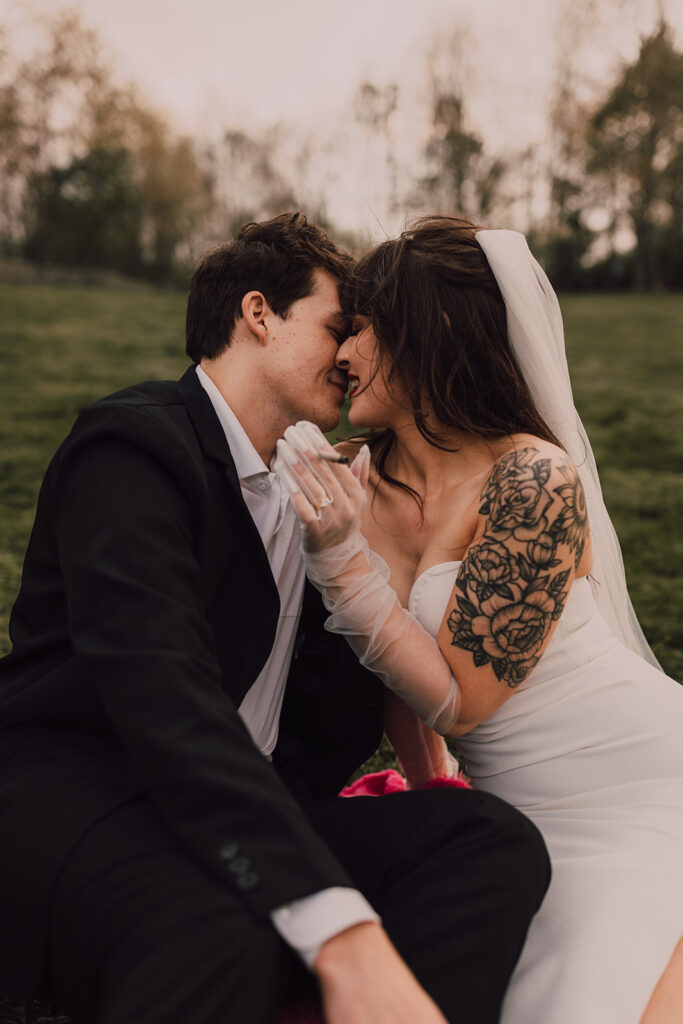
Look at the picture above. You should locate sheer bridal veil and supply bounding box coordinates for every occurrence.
[475,229,660,668]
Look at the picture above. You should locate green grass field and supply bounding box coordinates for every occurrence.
[0,282,680,1022]
[1,283,681,681]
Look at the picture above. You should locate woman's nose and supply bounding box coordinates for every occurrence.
[335,337,351,370]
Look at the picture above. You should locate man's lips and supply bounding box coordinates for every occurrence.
[328,378,347,398]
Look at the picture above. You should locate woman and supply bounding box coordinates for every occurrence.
[274,217,683,1024]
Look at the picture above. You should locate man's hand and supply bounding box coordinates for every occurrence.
[313,921,449,1024]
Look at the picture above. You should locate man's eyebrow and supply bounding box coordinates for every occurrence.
[327,311,351,334]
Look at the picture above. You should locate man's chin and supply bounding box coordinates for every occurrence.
[303,407,342,434]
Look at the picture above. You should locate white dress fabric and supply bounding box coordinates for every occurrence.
[409,561,683,1024]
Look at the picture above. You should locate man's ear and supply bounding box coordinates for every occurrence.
[240,291,270,345]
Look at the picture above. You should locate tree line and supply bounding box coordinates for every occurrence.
[0,11,681,289]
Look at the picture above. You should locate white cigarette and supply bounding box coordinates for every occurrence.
[316,452,349,464]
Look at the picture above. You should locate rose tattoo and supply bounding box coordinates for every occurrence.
[447,447,582,688]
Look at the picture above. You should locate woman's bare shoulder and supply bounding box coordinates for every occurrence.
[492,432,566,463]
[476,433,593,573]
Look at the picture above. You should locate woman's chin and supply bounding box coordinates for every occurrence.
[347,402,381,431]
[346,404,363,427]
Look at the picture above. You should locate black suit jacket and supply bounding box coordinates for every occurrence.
[0,366,383,994]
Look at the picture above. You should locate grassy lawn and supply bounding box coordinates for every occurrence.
[1,283,681,684]
[0,283,680,1023]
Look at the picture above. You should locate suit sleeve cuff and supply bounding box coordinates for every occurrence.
[270,887,380,968]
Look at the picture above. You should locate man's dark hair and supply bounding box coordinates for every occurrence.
[186,212,353,362]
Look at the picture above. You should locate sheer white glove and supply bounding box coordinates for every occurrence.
[274,422,460,735]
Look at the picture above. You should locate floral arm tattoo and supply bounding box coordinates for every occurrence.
[446,447,589,687]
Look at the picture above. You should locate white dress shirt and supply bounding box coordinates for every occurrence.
[196,366,379,966]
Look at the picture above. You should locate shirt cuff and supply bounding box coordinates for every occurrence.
[271,887,380,969]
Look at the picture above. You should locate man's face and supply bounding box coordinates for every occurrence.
[264,269,349,432]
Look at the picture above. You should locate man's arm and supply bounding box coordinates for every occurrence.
[53,412,446,1020]
[52,417,352,914]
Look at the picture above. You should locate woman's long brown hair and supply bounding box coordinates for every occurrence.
[340,215,563,505]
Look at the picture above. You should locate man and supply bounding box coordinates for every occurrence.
[0,213,549,1024]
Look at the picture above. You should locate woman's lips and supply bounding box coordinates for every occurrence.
[348,377,360,398]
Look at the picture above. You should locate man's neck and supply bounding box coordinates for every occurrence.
[199,358,285,466]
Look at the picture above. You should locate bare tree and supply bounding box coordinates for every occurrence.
[353,81,399,224]
[587,19,683,289]
[201,124,317,250]
[0,11,214,277]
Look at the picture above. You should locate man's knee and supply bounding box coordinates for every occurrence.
[477,792,551,912]
[419,787,550,916]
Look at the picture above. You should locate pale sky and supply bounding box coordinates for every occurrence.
[11,0,678,132]
[5,0,682,233]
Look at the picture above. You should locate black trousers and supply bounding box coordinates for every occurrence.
[46,788,549,1024]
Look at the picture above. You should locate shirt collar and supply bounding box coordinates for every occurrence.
[195,365,270,483]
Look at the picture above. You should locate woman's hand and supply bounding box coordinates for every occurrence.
[274,421,370,553]
[275,423,460,736]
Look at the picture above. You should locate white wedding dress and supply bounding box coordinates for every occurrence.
[409,561,683,1024]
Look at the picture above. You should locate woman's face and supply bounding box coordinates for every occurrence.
[335,315,408,429]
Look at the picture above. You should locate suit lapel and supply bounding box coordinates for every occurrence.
[177,365,244,489]
[176,365,280,691]
[176,364,263,534]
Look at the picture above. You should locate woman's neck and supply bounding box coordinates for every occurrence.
[387,420,500,498]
